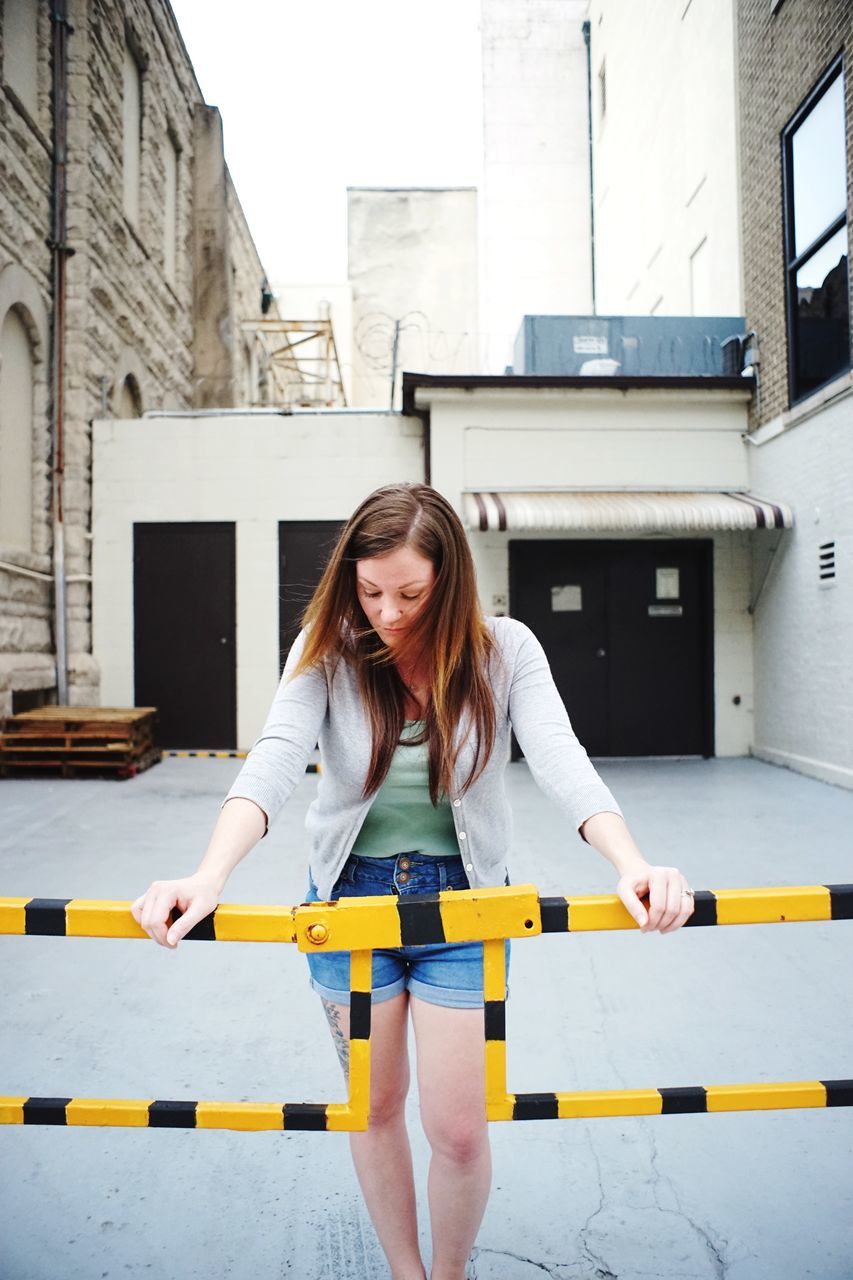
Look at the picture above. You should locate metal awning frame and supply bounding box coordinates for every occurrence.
[463,489,794,535]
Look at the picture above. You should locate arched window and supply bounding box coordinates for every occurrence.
[242,340,257,405]
[116,373,143,418]
[0,307,35,550]
[123,42,143,226]
[164,132,179,283]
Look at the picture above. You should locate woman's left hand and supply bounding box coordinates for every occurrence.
[616,862,695,934]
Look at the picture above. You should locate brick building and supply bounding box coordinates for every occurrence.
[738,0,853,787]
[0,0,275,716]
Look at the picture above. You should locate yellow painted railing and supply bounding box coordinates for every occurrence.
[1,883,851,1130]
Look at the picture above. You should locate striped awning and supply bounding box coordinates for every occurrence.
[463,491,793,533]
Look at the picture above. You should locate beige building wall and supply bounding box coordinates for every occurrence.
[587,0,742,318]
[347,188,479,408]
[479,0,593,372]
[0,0,275,716]
[92,412,424,746]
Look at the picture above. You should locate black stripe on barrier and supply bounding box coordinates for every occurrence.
[23,1097,71,1124]
[513,1093,559,1121]
[539,897,569,933]
[25,899,71,936]
[396,893,446,945]
[685,890,717,927]
[169,906,217,941]
[149,1100,197,1128]
[823,1079,853,1106]
[350,990,372,1040]
[283,1103,328,1131]
[659,1086,707,1114]
[828,885,853,920]
[484,1000,506,1042]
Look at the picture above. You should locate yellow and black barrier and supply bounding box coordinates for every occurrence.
[1,883,851,1131]
[161,751,321,775]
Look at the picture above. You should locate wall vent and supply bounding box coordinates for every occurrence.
[818,540,836,588]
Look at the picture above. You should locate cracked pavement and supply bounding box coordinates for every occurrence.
[1,756,852,1279]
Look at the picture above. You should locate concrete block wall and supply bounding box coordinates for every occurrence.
[749,394,853,788]
[737,0,853,787]
[92,411,424,746]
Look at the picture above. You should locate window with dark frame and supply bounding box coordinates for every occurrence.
[782,56,850,406]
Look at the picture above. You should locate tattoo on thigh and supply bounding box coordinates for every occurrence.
[321,999,350,1081]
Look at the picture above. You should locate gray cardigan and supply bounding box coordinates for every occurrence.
[223,615,623,899]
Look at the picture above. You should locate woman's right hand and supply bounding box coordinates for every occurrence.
[130,874,221,949]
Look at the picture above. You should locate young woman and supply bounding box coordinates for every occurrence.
[131,482,695,1280]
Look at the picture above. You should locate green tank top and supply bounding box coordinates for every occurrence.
[350,720,459,859]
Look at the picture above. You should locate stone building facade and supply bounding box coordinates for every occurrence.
[737,0,853,788]
[0,0,275,716]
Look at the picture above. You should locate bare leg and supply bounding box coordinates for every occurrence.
[322,993,426,1280]
[410,997,491,1280]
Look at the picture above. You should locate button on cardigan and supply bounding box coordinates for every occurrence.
[222,615,623,900]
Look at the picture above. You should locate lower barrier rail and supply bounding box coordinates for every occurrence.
[1,883,851,1131]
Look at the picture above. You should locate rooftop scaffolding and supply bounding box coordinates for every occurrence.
[241,314,347,409]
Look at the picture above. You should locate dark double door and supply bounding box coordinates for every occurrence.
[509,539,713,757]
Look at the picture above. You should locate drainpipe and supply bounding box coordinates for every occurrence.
[582,20,597,315]
[48,1,74,703]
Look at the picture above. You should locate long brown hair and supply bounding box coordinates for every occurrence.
[292,483,496,802]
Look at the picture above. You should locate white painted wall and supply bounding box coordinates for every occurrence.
[587,0,742,317]
[479,0,593,372]
[92,411,424,747]
[347,188,479,408]
[420,381,757,756]
[423,385,753,498]
[91,386,781,763]
[748,386,853,788]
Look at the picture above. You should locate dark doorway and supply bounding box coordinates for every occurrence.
[279,521,345,667]
[509,539,713,757]
[133,522,236,749]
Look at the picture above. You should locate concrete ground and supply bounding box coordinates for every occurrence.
[1,755,852,1280]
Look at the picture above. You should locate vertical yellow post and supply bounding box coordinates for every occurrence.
[346,949,372,1130]
[483,938,512,1120]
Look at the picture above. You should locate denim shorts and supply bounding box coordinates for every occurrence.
[303,851,511,1010]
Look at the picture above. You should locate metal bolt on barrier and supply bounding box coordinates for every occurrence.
[1,883,851,1131]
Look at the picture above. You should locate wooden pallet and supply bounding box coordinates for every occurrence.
[0,707,159,779]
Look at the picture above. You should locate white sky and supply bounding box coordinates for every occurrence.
[169,0,483,285]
